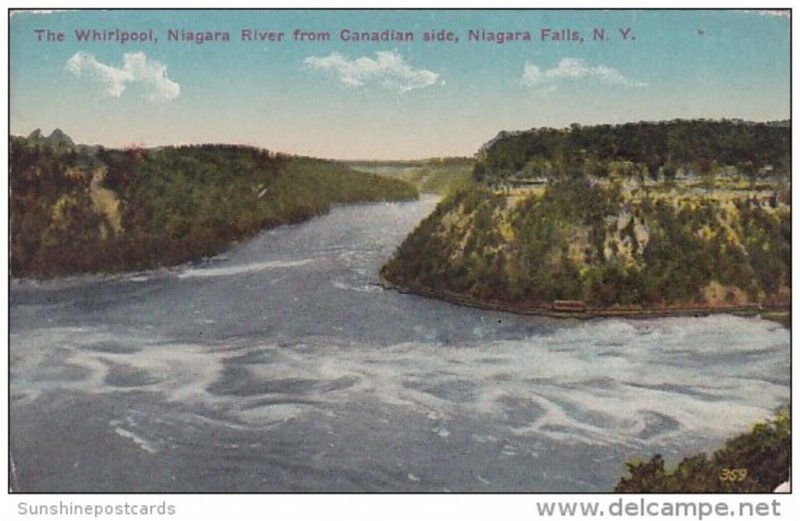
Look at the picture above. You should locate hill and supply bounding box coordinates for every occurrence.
[381,120,790,317]
[10,135,418,277]
[348,157,474,195]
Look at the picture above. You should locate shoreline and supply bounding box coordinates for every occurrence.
[379,273,790,324]
[10,195,420,281]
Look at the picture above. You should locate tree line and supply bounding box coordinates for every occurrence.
[474,119,790,184]
[10,137,418,277]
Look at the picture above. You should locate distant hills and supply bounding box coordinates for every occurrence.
[347,157,474,195]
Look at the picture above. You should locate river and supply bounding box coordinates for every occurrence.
[9,197,790,492]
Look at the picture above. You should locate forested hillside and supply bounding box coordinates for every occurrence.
[10,133,417,277]
[474,119,789,186]
[382,120,790,315]
[349,157,474,195]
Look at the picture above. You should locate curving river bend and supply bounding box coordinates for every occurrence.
[9,197,790,492]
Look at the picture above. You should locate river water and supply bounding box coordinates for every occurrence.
[9,197,790,492]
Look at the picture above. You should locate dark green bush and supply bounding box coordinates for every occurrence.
[615,409,790,493]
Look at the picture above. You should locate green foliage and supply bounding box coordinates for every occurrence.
[383,120,790,311]
[10,137,417,277]
[382,179,790,309]
[382,186,510,298]
[615,409,790,493]
[476,120,790,184]
[349,157,474,195]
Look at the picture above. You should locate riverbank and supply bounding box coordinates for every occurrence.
[11,137,418,278]
[380,180,790,328]
[380,271,790,325]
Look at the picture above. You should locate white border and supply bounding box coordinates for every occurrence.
[2,2,796,520]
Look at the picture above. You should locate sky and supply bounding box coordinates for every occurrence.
[9,9,791,159]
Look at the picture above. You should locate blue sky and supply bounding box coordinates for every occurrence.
[10,9,790,159]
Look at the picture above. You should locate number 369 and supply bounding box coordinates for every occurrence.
[719,468,748,482]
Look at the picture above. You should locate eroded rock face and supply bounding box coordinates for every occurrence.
[383,182,790,312]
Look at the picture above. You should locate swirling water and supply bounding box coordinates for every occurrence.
[9,197,789,492]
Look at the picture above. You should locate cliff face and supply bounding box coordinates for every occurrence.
[385,119,791,313]
[382,180,790,311]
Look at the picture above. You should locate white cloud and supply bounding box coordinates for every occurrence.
[304,51,439,93]
[521,57,647,90]
[65,51,180,102]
